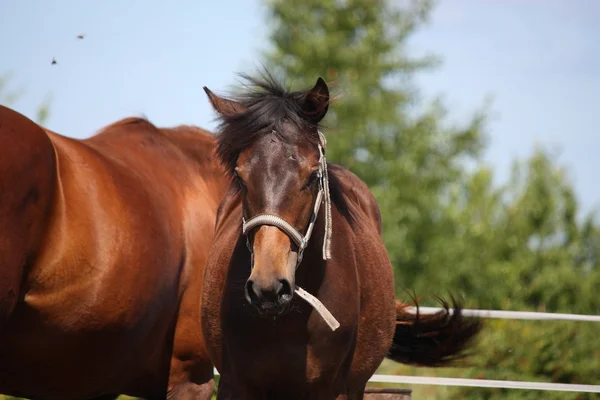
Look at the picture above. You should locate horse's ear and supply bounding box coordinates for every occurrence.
[301,77,329,124]
[203,87,247,117]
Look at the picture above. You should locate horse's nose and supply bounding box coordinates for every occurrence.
[245,277,293,310]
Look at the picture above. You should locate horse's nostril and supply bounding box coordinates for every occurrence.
[245,280,259,305]
[278,279,293,303]
[245,276,294,309]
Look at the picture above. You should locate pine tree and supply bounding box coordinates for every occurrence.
[262,0,488,290]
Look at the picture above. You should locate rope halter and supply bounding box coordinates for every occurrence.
[239,130,339,331]
[241,130,332,268]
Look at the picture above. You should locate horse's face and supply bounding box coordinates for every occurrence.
[236,128,321,315]
[204,76,330,316]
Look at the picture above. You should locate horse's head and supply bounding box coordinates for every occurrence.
[204,74,330,316]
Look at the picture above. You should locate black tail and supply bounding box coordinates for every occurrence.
[385,295,483,367]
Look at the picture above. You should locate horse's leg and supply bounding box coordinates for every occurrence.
[166,329,214,400]
[310,386,343,400]
[215,374,235,400]
[166,304,215,399]
[342,389,364,400]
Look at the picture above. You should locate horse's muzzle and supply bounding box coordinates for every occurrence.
[245,277,293,316]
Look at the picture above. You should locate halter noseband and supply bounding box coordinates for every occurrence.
[241,130,332,268]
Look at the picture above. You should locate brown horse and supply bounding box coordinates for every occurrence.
[0,105,228,400]
[200,73,483,399]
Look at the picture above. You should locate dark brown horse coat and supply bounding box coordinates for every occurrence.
[0,105,228,400]
[200,74,481,399]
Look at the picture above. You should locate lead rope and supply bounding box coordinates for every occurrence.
[293,130,339,332]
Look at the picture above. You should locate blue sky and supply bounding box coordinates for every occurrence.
[2,0,599,213]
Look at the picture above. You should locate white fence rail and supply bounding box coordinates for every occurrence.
[213,308,600,394]
[414,306,600,322]
[368,375,600,393]
[211,370,600,393]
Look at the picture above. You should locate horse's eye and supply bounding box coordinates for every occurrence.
[233,169,245,187]
[304,170,320,189]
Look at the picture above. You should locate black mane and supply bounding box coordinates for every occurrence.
[213,71,322,174]
[211,71,354,226]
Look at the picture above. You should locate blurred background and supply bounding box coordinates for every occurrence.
[2,0,599,399]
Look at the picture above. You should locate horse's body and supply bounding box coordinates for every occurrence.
[0,105,228,400]
[200,74,482,399]
[203,164,399,398]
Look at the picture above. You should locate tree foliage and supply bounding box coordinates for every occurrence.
[0,73,23,107]
[0,72,51,125]
[262,0,600,398]
[264,0,488,292]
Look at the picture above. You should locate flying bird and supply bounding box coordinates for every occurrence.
[51,58,57,65]
[77,34,85,39]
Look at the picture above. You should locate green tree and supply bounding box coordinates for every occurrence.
[444,149,600,400]
[0,72,23,107]
[263,0,488,292]
[0,72,51,125]
[261,0,600,398]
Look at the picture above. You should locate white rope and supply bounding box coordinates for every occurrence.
[368,375,600,393]
[295,286,340,331]
[243,214,304,247]
[317,131,332,260]
[412,307,600,322]
[210,369,600,393]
